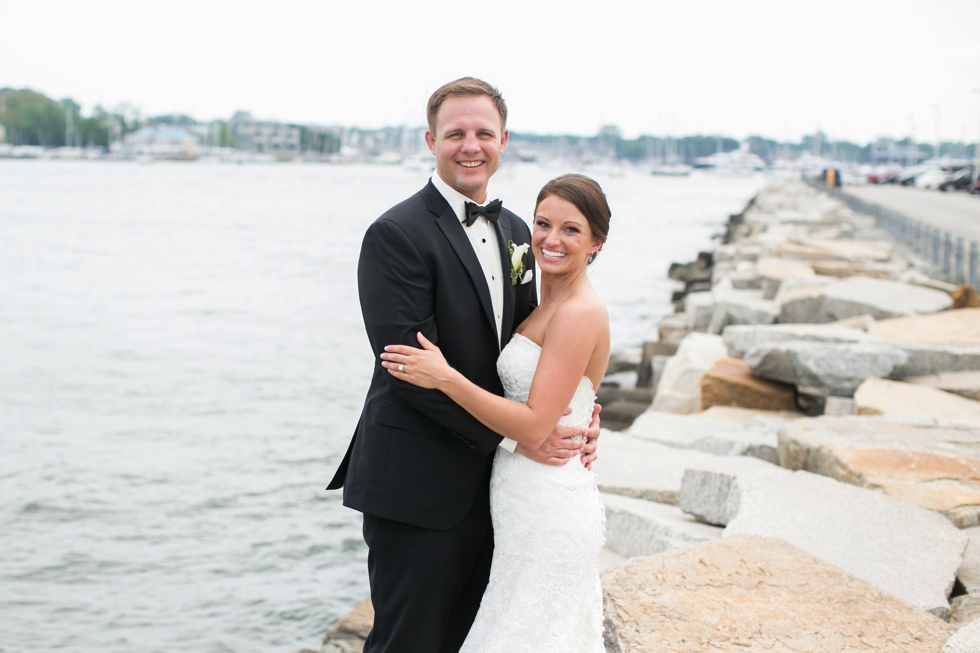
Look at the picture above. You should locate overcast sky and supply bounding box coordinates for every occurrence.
[3,0,979,144]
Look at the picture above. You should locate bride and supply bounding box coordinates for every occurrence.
[380,173,611,652]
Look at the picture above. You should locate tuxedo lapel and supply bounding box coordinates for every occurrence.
[496,217,516,346]
[435,208,498,342]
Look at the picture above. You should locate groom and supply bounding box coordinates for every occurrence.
[327,78,600,652]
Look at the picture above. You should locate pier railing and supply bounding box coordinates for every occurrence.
[803,178,979,289]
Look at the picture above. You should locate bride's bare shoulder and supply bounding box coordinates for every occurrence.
[550,290,609,333]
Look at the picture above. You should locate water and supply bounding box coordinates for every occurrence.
[0,160,765,652]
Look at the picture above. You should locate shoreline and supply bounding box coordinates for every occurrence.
[312,178,980,653]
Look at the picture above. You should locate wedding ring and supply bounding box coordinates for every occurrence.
[399,364,405,373]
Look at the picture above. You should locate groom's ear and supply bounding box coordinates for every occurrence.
[500,129,509,151]
[425,130,437,154]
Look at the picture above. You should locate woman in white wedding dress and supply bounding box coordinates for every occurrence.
[381,174,611,652]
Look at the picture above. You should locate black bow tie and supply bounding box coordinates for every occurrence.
[463,199,502,227]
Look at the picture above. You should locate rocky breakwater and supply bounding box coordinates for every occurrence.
[312,180,980,652]
[599,179,980,651]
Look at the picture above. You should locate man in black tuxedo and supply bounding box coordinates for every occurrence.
[327,78,599,653]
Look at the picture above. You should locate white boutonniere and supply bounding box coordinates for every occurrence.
[508,240,533,286]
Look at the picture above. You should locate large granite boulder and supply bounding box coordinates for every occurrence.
[684,291,714,330]
[778,416,980,527]
[601,493,722,558]
[651,333,727,414]
[944,619,980,653]
[627,409,780,461]
[779,277,953,324]
[700,357,797,412]
[593,430,785,505]
[854,378,980,426]
[722,322,870,358]
[692,470,968,617]
[892,342,980,378]
[706,290,779,334]
[958,526,980,595]
[602,536,956,653]
[744,341,908,397]
[870,309,980,346]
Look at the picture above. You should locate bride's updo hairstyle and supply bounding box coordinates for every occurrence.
[535,174,611,264]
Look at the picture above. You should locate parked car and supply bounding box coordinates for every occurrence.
[915,168,951,189]
[939,167,974,192]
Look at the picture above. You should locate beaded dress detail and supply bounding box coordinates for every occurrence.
[459,334,605,653]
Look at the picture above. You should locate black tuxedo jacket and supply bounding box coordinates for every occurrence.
[327,181,537,530]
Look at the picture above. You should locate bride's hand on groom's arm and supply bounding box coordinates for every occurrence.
[381,332,457,391]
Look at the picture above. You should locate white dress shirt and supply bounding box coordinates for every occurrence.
[430,173,517,453]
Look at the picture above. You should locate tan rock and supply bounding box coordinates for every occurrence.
[602,535,955,652]
[779,416,980,527]
[951,284,980,309]
[906,371,980,402]
[322,597,372,653]
[700,357,798,412]
[854,378,980,426]
[869,309,980,346]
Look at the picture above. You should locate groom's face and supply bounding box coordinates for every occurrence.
[425,95,508,203]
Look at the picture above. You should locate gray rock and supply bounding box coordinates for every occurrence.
[957,527,980,595]
[707,291,779,334]
[776,279,834,322]
[593,429,783,505]
[824,396,855,416]
[651,355,669,397]
[780,277,953,324]
[601,492,722,558]
[822,277,953,321]
[722,323,871,358]
[891,342,980,379]
[684,291,714,331]
[627,410,779,461]
[745,341,909,397]
[679,467,790,526]
[721,470,968,618]
[943,619,980,653]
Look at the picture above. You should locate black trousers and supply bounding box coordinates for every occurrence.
[361,467,494,653]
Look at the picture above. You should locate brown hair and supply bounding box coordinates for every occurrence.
[535,174,611,264]
[426,77,508,135]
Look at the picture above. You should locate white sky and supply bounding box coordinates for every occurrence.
[3,0,979,144]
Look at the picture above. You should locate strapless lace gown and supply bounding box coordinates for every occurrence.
[459,334,606,653]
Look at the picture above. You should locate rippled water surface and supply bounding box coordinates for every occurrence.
[0,160,765,652]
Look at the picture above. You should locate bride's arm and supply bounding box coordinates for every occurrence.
[381,301,603,451]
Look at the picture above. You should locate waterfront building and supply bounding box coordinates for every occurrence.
[229,112,300,154]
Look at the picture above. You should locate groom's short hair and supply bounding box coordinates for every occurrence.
[426,77,508,135]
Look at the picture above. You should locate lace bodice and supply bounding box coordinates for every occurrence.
[496,333,596,429]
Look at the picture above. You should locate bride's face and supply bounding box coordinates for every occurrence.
[532,195,600,276]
